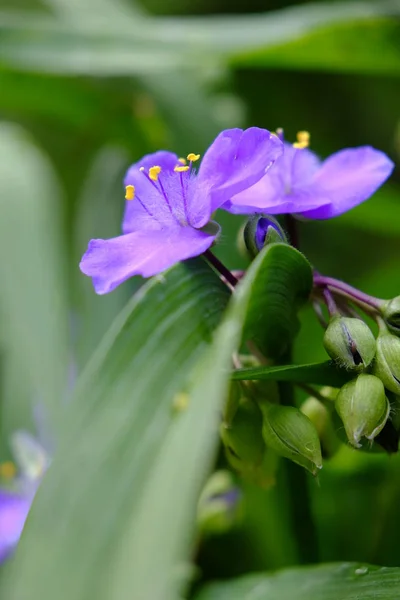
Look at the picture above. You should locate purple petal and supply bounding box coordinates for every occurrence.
[298,146,394,219]
[124,151,179,179]
[80,228,215,294]
[189,128,283,227]
[0,490,32,563]
[123,151,182,231]
[225,143,321,214]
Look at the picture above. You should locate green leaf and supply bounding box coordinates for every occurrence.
[195,562,400,600]
[242,243,313,359]
[0,123,69,433]
[0,1,399,76]
[232,361,352,388]
[2,259,231,600]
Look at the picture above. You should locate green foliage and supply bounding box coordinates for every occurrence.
[195,563,400,600]
[242,243,313,359]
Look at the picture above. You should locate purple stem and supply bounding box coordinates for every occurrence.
[323,287,338,317]
[204,250,238,288]
[313,275,383,310]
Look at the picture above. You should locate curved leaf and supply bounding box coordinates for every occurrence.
[195,562,400,600]
[243,243,313,359]
[232,361,352,387]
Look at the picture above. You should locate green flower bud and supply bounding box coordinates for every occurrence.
[243,214,287,259]
[301,396,340,458]
[335,374,390,448]
[373,331,400,394]
[197,470,242,535]
[260,402,322,475]
[323,316,376,371]
[220,400,264,472]
[381,296,400,336]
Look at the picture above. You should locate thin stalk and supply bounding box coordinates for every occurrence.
[279,350,319,564]
[313,275,383,310]
[203,249,238,288]
[322,287,339,317]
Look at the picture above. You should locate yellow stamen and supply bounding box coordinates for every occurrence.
[149,165,161,181]
[174,165,190,172]
[125,185,135,201]
[187,153,200,162]
[293,130,310,149]
[0,461,16,479]
[178,157,187,165]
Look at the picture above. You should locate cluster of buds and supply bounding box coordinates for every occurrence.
[219,213,400,485]
[320,293,400,450]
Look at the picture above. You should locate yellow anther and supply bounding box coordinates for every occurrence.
[149,165,161,181]
[174,165,190,172]
[187,153,200,162]
[0,461,16,479]
[293,130,310,149]
[125,185,135,201]
[178,157,187,165]
[139,166,145,172]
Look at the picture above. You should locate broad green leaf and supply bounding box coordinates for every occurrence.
[0,1,399,76]
[243,243,313,359]
[0,123,69,433]
[232,361,352,388]
[231,18,400,75]
[2,259,232,600]
[195,562,400,600]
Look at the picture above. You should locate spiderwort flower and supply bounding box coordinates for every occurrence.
[224,130,394,219]
[80,128,283,294]
[0,431,49,563]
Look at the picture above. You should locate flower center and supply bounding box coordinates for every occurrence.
[124,152,201,227]
[293,130,310,149]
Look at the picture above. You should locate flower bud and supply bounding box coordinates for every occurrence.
[243,214,287,259]
[373,331,400,394]
[381,296,400,336]
[301,396,340,458]
[220,400,265,472]
[323,316,376,371]
[335,374,390,448]
[260,402,322,475]
[197,470,242,535]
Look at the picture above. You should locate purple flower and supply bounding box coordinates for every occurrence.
[0,431,49,564]
[80,128,283,294]
[0,491,32,563]
[224,131,394,219]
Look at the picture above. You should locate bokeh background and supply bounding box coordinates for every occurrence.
[0,0,399,589]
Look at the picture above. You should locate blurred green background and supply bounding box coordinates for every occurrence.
[0,0,399,591]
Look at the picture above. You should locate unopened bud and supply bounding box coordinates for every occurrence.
[323,316,376,371]
[260,403,322,475]
[381,297,400,336]
[301,396,340,458]
[197,470,242,535]
[220,400,264,472]
[243,214,287,259]
[373,331,400,394]
[335,374,390,448]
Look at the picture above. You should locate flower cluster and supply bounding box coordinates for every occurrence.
[80,128,393,294]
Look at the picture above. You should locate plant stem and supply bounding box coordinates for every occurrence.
[278,351,319,564]
[322,287,339,317]
[313,275,383,310]
[284,215,299,249]
[203,250,238,288]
